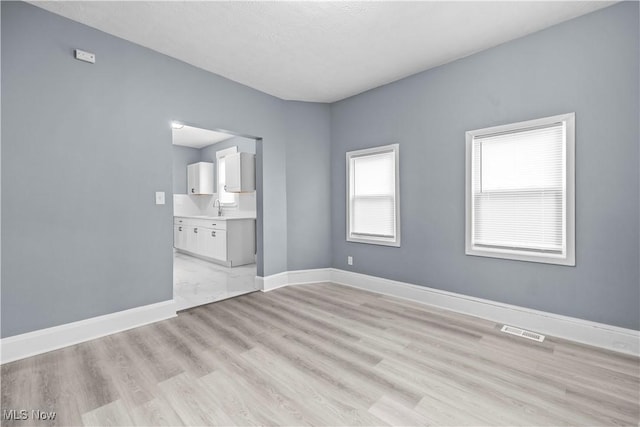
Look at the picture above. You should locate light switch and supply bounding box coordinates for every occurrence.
[155,191,165,205]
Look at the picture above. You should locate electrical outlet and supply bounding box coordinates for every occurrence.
[347,256,353,265]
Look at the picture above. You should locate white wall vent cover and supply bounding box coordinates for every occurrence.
[501,325,545,342]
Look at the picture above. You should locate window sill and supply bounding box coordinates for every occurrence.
[465,246,575,266]
[347,235,400,247]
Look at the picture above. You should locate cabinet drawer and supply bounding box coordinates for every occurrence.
[174,217,189,225]
[192,219,227,230]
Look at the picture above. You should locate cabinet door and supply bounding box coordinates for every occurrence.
[175,225,197,252]
[187,162,214,195]
[225,154,242,193]
[174,225,187,250]
[225,153,255,193]
[199,228,227,261]
[198,162,214,194]
[184,226,198,253]
[187,163,197,195]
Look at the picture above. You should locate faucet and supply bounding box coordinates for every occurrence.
[213,199,222,217]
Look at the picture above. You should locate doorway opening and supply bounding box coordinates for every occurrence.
[171,122,262,310]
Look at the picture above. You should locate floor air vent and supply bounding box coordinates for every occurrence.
[500,325,545,342]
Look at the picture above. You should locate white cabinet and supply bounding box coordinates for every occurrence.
[225,153,255,193]
[187,162,214,195]
[185,226,199,251]
[178,225,203,254]
[174,222,199,252]
[173,225,187,250]
[199,228,227,261]
[173,216,255,266]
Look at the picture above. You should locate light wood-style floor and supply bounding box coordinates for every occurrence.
[2,283,639,426]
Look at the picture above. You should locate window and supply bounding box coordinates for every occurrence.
[346,144,400,246]
[216,146,238,205]
[465,113,575,265]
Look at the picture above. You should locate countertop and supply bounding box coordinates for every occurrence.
[174,215,256,221]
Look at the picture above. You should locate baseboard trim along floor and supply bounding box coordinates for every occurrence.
[0,300,176,364]
[3,267,637,364]
[257,268,332,292]
[261,268,640,357]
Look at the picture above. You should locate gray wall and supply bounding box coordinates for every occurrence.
[285,102,332,270]
[2,1,637,338]
[1,1,332,337]
[330,2,639,330]
[172,145,201,194]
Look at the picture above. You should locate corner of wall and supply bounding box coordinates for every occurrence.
[284,101,333,272]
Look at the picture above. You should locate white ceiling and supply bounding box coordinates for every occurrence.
[31,1,615,103]
[172,124,234,149]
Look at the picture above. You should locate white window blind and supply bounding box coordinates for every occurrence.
[466,113,575,265]
[347,144,400,246]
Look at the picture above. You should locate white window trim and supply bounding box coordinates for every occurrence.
[216,146,238,207]
[346,143,401,247]
[465,112,575,266]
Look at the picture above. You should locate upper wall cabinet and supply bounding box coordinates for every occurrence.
[225,152,255,193]
[187,162,214,195]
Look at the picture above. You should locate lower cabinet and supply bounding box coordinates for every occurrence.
[173,217,255,267]
[174,225,201,252]
[173,225,188,251]
[198,227,227,261]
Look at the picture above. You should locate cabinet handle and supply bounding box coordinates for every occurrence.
[178,226,182,231]
[224,185,227,191]
[191,188,195,193]
[194,228,198,234]
[211,224,216,227]
[211,231,216,237]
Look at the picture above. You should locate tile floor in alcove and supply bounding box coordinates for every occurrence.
[173,251,257,311]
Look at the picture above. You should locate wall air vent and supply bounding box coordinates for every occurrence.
[500,325,545,342]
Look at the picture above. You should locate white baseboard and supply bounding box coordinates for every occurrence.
[1,300,176,364]
[8,267,634,364]
[257,271,289,291]
[258,268,332,292]
[258,268,639,357]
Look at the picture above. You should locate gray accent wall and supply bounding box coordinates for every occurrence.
[330,2,639,330]
[172,145,201,194]
[1,1,332,337]
[285,102,332,270]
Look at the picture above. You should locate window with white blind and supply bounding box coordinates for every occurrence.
[346,144,400,247]
[465,113,575,265]
[216,146,238,206]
